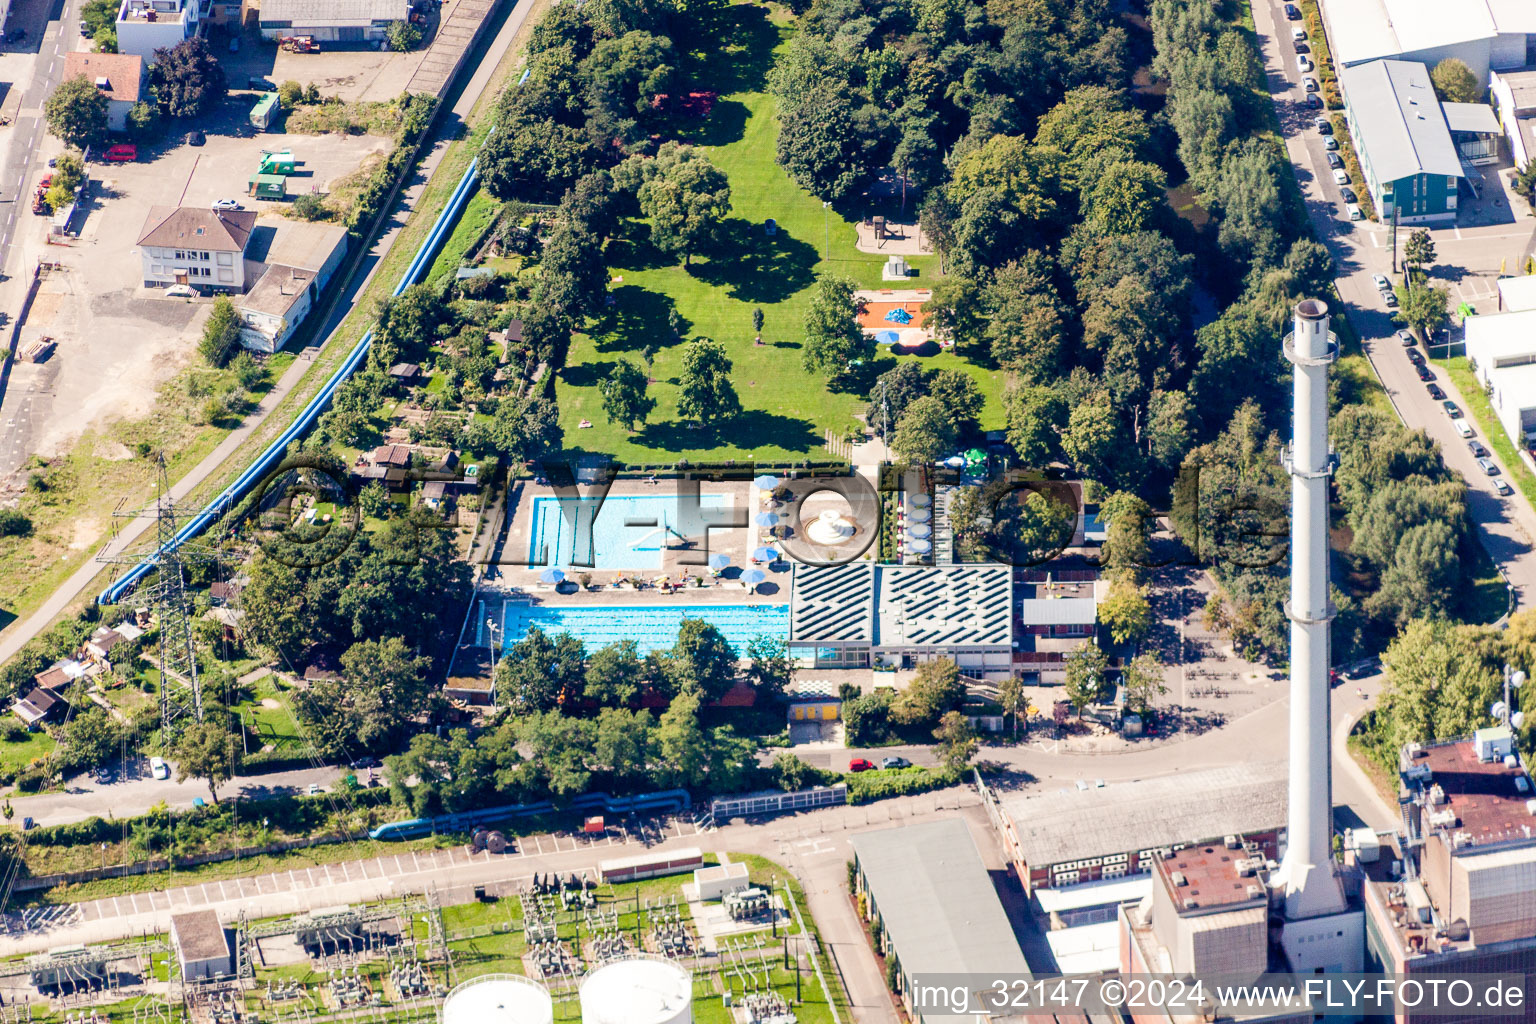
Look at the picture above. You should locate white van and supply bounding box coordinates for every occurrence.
[1454,420,1474,439]
[150,756,169,780]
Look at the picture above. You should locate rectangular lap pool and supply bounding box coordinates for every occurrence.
[480,601,789,655]
[528,493,735,570]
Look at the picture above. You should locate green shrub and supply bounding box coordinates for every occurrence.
[0,508,31,538]
[844,765,963,805]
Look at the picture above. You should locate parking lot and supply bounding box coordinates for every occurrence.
[217,22,437,104]
[2,100,391,477]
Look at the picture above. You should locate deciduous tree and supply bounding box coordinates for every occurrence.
[173,721,243,804]
[598,359,655,431]
[636,144,730,265]
[1430,58,1479,104]
[675,337,740,426]
[45,76,109,149]
[802,275,873,379]
[150,37,228,118]
[199,297,242,367]
[1121,652,1168,712]
[1063,641,1108,718]
[933,711,979,768]
[890,395,956,464]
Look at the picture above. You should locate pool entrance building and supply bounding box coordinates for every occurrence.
[788,563,1014,676]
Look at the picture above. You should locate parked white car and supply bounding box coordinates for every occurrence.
[1332,168,1350,185]
[1296,54,1312,73]
[211,198,242,211]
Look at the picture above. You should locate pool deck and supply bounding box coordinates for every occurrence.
[494,478,793,600]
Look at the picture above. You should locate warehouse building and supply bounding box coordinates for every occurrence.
[789,563,1013,675]
[1340,60,1464,225]
[1320,0,1536,85]
[986,762,1287,894]
[1465,307,1536,450]
[850,819,1031,1024]
[256,0,409,43]
[1491,67,1536,167]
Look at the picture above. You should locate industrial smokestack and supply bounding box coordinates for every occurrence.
[1273,298,1347,922]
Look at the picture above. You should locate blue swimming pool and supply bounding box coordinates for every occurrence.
[528,493,735,570]
[482,601,790,654]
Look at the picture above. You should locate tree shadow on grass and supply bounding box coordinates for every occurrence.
[589,286,686,355]
[560,359,622,388]
[688,218,818,304]
[681,3,785,97]
[631,410,823,454]
[668,99,751,148]
[606,230,678,274]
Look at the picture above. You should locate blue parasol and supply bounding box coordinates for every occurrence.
[708,553,732,570]
[742,569,766,588]
[753,546,779,562]
[754,512,779,527]
[540,568,565,584]
[754,474,780,489]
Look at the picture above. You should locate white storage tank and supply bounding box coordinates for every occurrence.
[579,955,692,1024]
[441,973,553,1024]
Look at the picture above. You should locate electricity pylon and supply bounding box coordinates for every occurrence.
[98,455,227,743]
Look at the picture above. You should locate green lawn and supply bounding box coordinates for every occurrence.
[0,722,55,775]
[427,188,501,289]
[230,676,307,753]
[1424,356,1517,622]
[1435,355,1536,502]
[553,4,1004,463]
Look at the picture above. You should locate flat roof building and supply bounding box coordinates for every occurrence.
[1490,67,1536,167]
[986,762,1287,893]
[789,563,1013,675]
[1340,60,1464,225]
[1497,275,1536,311]
[1441,101,1502,164]
[170,910,231,981]
[1320,0,1535,84]
[1465,308,1536,450]
[850,818,1030,1024]
[237,219,349,354]
[1119,843,1316,1023]
[257,0,409,42]
[1362,735,1536,1023]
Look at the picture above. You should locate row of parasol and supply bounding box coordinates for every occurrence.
[898,492,933,556]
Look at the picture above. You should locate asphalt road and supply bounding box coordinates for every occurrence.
[1252,0,1536,612]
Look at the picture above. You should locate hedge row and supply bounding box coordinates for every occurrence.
[344,93,440,235]
[1300,0,1342,110]
[844,765,964,805]
[1330,112,1378,221]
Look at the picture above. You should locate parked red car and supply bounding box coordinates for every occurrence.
[848,758,875,772]
[104,143,137,162]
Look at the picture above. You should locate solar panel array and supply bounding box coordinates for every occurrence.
[788,564,875,643]
[789,563,1012,650]
[877,565,1012,647]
